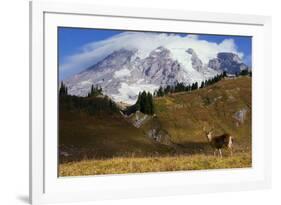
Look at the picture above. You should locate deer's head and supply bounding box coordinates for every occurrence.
[203,125,213,142]
[206,131,213,142]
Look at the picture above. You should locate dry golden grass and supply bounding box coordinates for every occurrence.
[154,77,252,145]
[59,152,251,176]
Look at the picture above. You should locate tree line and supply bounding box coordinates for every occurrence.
[154,72,226,97]
[237,69,252,76]
[59,82,103,98]
[59,82,118,115]
[87,85,103,97]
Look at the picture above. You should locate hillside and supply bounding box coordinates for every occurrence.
[59,76,251,164]
[59,96,174,163]
[154,76,251,154]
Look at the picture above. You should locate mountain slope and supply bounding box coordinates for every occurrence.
[64,45,248,104]
[208,52,248,74]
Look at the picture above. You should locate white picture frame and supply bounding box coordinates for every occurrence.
[30,1,272,204]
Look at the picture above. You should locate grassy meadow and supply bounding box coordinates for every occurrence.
[59,76,252,176]
[59,153,251,176]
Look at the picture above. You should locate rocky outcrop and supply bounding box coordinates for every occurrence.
[208,52,248,74]
[147,128,173,145]
[139,46,184,86]
[186,48,204,72]
[233,108,248,126]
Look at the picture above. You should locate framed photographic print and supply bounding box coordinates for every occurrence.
[30,1,272,204]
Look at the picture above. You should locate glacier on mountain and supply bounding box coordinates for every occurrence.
[62,32,248,105]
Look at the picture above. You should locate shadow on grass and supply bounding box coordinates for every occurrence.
[176,141,212,155]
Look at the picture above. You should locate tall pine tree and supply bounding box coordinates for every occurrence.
[59,81,68,97]
[135,91,154,115]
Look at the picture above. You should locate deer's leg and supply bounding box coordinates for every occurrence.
[214,149,217,157]
[219,149,222,158]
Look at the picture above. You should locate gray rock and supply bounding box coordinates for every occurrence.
[186,48,204,72]
[147,128,172,145]
[233,108,248,124]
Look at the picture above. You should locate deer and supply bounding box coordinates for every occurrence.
[203,127,233,158]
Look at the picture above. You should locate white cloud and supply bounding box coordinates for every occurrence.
[60,32,243,79]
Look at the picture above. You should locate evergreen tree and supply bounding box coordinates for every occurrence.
[59,81,68,97]
[90,85,94,95]
[134,91,154,115]
[147,92,154,114]
[157,86,164,97]
[249,71,252,77]
[164,85,171,95]
[88,84,103,97]
[194,82,198,89]
[140,91,147,113]
[144,94,150,114]
[240,69,249,76]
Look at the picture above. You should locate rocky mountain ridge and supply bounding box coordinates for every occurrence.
[64,46,248,104]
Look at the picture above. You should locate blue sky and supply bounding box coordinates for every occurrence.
[58,28,123,62]
[58,27,252,80]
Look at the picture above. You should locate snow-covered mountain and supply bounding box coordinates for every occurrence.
[64,45,248,104]
[208,52,248,74]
